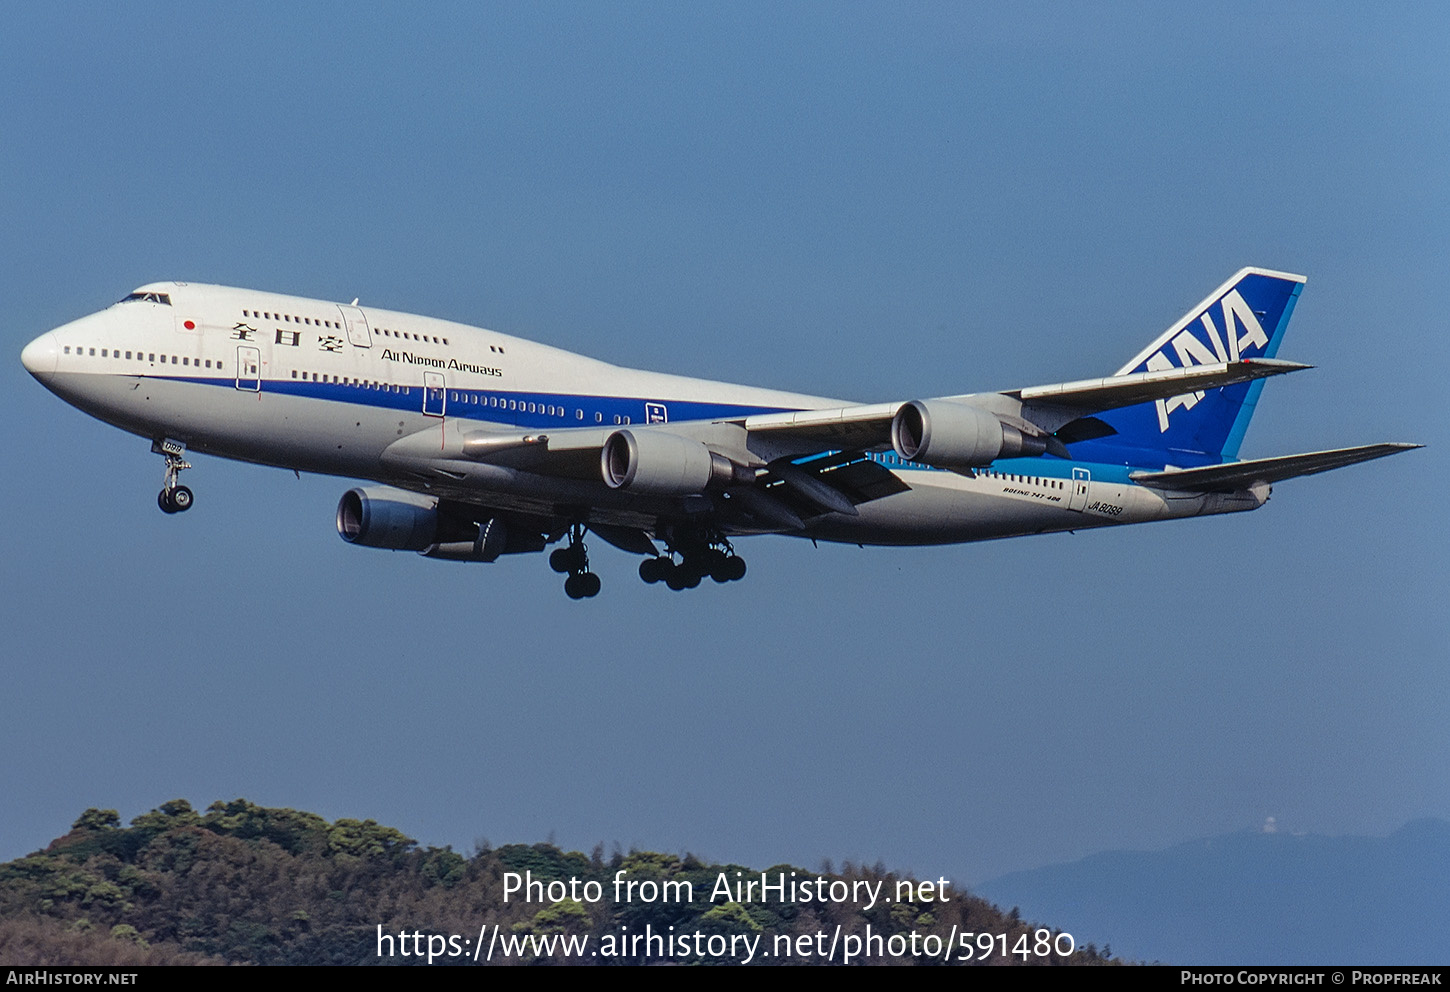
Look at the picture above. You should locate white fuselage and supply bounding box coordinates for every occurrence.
[21,281,1254,548]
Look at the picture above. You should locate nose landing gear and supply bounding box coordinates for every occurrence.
[153,438,194,514]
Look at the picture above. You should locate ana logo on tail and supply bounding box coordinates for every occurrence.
[1140,289,1271,432]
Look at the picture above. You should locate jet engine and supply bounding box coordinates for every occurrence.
[336,487,440,550]
[891,400,1048,467]
[338,487,546,562]
[601,430,754,495]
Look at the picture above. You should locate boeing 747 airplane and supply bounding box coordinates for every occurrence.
[20,267,1418,598]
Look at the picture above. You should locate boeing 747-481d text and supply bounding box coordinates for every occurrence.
[21,267,1418,598]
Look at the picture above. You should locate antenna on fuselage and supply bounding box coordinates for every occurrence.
[350,298,359,306]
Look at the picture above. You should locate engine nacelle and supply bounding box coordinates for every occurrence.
[891,400,1047,467]
[601,430,754,495]
[336,487,438,551]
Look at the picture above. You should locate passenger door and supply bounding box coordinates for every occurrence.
[423,371,446,417]
[235,346,261,392]
[337,304,373,349]
[1068,467,1090,511]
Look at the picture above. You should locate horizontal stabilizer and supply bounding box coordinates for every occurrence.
[1130,443,1422,492]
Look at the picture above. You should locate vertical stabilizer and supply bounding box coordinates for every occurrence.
[1070,267,1305,469]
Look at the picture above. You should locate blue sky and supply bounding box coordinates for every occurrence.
[2,0,1445,906]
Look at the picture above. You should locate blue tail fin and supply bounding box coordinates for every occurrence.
[1073,267,1305,469]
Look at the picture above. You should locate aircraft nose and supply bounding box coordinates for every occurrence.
[21,331,59,377]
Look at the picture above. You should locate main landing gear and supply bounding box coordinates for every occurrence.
[549,524,601,599]
[547,523,746,599]
[153,439,194,514]
[637,534,746,591]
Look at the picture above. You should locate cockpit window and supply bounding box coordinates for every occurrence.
[120,292,172,306]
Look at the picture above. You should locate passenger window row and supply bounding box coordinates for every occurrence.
[243,308,342,331]
[241,309,460,349]
[982,470,1062,489]
[63,345,223,371]
[59,344,637,426]
[442,391,628,424]
[290,370,410,394]
[376,327,449,346]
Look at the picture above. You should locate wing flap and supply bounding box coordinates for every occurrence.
[786,451,912,504]
[813,456,912,503]
[746,451,911,524]
[1130,443,1422,492]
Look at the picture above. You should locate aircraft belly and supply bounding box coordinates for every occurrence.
[796,474,1032,545]
[803,469,1174,545]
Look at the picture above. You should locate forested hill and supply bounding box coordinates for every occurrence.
[0,800,1113,966]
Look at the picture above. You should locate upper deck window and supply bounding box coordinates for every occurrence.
[120,292,172,306]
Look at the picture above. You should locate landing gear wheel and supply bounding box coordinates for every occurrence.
[169,485,194,512]
[639,557,666,584]
[550,534,588,574]
[564,571,602,599]
[676,563,702,589]
[685,554,716,585]
[705,549,732,583]
[158,489,177,514]
[723,555,747,582]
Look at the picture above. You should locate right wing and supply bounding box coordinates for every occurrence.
[381,358,1319,519]
[739,357,1311,460]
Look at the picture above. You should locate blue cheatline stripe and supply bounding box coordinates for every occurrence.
[146,372,795,427]
[148,375,1157,487]
[800,448,1136,485]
